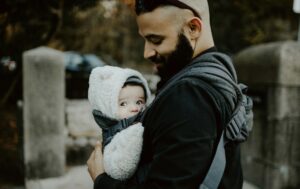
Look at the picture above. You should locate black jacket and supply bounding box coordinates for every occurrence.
[94,51,243,189]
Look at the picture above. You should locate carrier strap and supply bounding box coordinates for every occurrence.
[199,132,226,189]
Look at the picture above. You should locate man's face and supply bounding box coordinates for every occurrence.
[137,7,194,78]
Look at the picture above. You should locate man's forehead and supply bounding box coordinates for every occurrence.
[136,6,182,36]
[137,6,178,21]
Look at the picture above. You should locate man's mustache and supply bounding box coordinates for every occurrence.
[148,54,166,64]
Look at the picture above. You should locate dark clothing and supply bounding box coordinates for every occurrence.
[92,110,143,146]
[94,51,243,189]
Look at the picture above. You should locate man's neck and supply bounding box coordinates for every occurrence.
[193,46,217,60]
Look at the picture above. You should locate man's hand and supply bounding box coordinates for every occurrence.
[87,141,105,181]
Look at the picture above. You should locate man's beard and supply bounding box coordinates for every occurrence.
[149,33,194,90]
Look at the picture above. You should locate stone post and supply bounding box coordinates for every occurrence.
[234,41,300,189]
[23,47,65,179]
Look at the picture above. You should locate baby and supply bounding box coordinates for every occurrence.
[88,65,151,180]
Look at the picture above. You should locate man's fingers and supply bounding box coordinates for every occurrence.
[86,140,105,181]
[94,140,102,159]
[87,150,95,165]
[95,140,102,148]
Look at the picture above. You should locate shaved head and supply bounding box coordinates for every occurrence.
[136,0,214,55]
[177,0,210,23]
[135,0,210,23]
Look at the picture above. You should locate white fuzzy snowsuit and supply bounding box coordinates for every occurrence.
[88,65,151,180]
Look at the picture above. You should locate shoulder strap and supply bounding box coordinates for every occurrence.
[199,132,226,189]
[93,110,143,146]
[199,84,253,189]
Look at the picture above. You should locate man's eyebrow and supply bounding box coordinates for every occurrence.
[144,34,164,41]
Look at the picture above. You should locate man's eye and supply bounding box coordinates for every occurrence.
[146,35,163,45]
[150,37,162,45]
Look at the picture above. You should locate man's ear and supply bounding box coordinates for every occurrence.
[187,18,202,39]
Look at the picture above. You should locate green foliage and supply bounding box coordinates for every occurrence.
[210,0,298,54]
[0,0,100,105]
[0,0,99,61]
[54,1,145,65]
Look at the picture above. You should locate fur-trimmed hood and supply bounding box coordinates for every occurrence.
[88,65,151,120]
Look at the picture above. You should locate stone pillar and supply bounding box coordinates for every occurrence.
[234,41,300,189]
[23,47,65,179]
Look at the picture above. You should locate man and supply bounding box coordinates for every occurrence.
[87,0,244,188]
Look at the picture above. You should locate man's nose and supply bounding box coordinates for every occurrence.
[144,43,156,59]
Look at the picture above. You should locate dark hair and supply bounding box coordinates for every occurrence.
[135,0,169,15]
[135,0,200,18]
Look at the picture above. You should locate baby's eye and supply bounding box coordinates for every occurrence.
[120,102,127,106]
[136,100,145,105]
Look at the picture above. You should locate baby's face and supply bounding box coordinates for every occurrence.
[117,85,146,119]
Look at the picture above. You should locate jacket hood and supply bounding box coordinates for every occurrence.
[188,52,239,112]
[88,65,151,120]
[157,51,239,114]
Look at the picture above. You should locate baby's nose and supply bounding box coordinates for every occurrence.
[131,105,140,112]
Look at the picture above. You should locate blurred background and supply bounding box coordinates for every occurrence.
[0,0,299,189]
